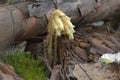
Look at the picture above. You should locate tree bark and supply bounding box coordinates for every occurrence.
[28,0,120,24]
[0,2,29,53]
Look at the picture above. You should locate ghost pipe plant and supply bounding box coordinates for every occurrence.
[46,9,75,66]
[47,9,75,39]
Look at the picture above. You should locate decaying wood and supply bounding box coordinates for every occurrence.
[29,0,120,24]
[0,2,29,53]
[27,25,120,62]
[0,2,46,53]
[49,65,62,80]
[0,61,24,80]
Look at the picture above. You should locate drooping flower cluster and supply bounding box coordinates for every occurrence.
[47,9,75,39]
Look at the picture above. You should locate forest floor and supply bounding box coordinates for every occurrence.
[73,63,120,80]
[36,25,120,80]
[65,25,120,80]
[0,25,120,80]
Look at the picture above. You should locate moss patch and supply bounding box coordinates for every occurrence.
[0,52,48,80]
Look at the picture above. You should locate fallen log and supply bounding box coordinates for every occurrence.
[0,2,48,54]
[0,2,29,53]
[29,0,120,24]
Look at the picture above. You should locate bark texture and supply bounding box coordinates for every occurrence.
[0,2,29,53]
[0,61,24,80]
[29,0,120,24]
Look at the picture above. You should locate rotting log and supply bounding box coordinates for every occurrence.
[0,2,47,54]
[28,0,120,24]
[0,2,29,53]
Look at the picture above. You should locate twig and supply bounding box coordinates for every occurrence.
[43,40,52,72]
[49,65,62,80]
[60,70,65,80]
[75,31,82,36]
[53,35,58,66]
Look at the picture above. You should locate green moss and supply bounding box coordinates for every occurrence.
[0,52,48,80]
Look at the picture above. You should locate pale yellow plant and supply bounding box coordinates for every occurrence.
[47,9,75,39]
[46,9,75,56]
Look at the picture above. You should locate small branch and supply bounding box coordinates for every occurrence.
[43,40,52,72]
[49,65,62,80]
[53,35,58,66]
